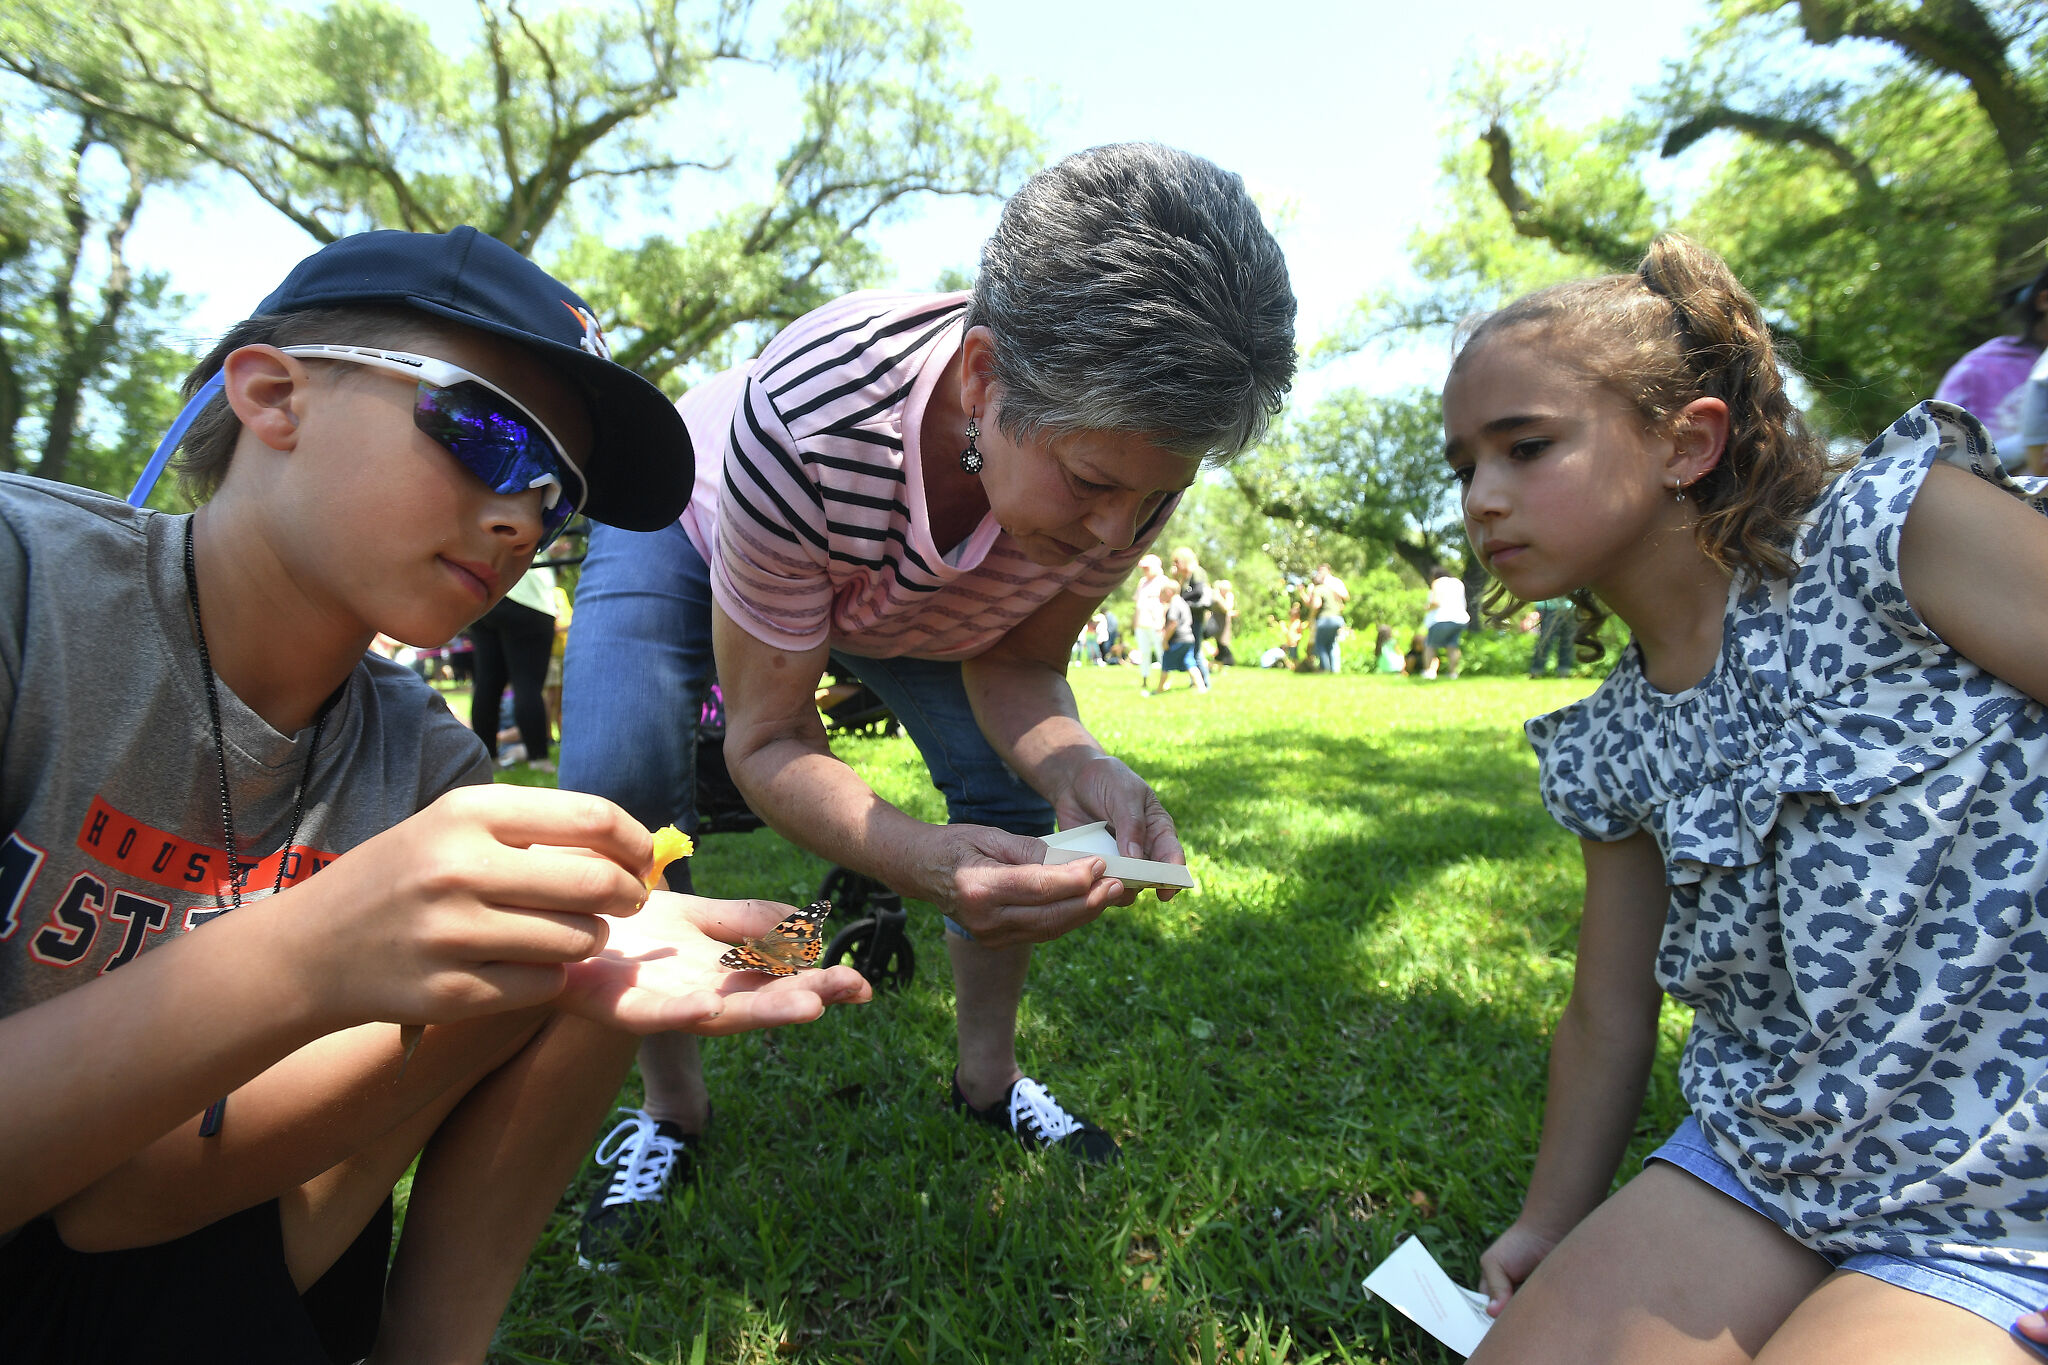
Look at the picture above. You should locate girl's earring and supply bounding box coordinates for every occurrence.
[1673,481,1687,504]
[960,415,984,475]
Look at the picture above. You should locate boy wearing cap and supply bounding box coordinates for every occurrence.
[0,228,869,1363]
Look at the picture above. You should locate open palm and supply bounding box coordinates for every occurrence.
[559,891,872,1035]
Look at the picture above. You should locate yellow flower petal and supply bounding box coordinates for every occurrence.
[645,824,696,889]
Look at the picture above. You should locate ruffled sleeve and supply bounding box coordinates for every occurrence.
[1523,401,2048,882]
[1524,663,1656,843]
[1792,402,2044,662]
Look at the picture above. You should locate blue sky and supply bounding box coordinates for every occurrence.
[129,0,1711,396]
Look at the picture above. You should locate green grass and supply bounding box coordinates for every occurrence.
[484,667,1693,1364]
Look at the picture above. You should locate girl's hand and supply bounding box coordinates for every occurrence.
[559,891,873,1034]
[2016,1310,2048,1345]
[1478,1221,1561,1316]
[1050,753,1187,905]
[285,784,652,1031]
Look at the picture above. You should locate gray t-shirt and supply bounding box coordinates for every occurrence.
[0,476,489,1017]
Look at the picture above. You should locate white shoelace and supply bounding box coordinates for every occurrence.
[1007,1078,1083,1144]
[592,1107,685,1209]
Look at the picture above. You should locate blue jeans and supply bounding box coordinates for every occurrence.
[1312,615,1343,673]
[559,524,1055,905]
[1649,1116,2048,1339]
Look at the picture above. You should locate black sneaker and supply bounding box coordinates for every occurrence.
[575,1107,699,1270]
[951,1072,1121,1164]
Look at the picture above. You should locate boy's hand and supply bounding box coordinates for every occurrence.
[559,891,873,1034]
[289,785,651,1031]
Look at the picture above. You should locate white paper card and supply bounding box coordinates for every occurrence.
[1039,821,1196,891]
[1361,1235,1493,1358]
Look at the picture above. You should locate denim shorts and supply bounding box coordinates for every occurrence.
[558,523,1053,936]
[1648,1116,2048,1340]
[1425,620,1465,649]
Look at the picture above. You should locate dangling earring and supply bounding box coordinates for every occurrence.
[1673,481,1687,504]
[960,415,984,475]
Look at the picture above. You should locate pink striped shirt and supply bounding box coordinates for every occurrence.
[677,291,1172,661]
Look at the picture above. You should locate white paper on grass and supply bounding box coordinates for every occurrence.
[1038,821,1196,891]
[1361,1235,1494,1359]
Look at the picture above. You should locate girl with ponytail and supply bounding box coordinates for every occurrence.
[1443,234,2048,1363]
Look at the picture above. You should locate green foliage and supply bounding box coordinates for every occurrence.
[0,82,192,493]
[1232,388,1465,584]
[1342,566,1427,640]
[0,0,1042,464]
[489,668,1692,1363]
[1343,0,2048,440]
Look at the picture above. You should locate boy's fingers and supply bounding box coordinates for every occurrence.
[649,893,821,943]
[455,960,573,1014]
[462,846,648,915]
[447,784,653,870]
[462,907,611,964]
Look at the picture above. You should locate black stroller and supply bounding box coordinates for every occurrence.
[695,678,915,989]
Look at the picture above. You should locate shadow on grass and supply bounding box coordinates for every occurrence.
[495,683,1691,1365]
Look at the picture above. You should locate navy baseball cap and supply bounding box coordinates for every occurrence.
[256,226,692,531]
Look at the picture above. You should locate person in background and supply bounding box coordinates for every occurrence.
[1934,261,2048,468]
[1209,578,1238,666]
[1420,563,1469,680]
[1131,552,1168,691]
[1306,563,1348,674]
[468,553,558,772]
[2018,345,2048,476]
[1171,546,1215,686]
[1150,578,1207,694]
[1527,595,1576,679]
[1096,607,1122,664]
[1374,623,1405,674]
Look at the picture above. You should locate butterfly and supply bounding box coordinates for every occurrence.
[718,899,831,976]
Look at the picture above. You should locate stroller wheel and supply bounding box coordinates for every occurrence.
[824,915,915,991]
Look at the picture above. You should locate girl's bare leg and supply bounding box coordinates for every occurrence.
[1755,1270,2044,1365]
[1469,1163,1831,1365]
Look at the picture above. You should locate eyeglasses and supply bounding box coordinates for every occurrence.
[280,344,586,550]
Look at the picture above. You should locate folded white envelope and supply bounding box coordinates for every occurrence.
[1361,1235,1494,1358]
[1038,821,1196,891]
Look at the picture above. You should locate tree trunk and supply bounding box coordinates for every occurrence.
[0,332,19,476]
[38,135,143,486]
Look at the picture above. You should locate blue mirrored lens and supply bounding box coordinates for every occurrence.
[413,382,579,543]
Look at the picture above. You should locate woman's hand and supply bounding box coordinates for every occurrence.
[285,784,655,1032]
[1049,752,1187,905]
[560,891,873,1034]
[905,824,1123,948]
[1477,1221,1561,1315]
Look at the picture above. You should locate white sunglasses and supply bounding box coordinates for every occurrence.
[281,344,587,546]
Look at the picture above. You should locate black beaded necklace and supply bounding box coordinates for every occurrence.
[183,517,329,1136]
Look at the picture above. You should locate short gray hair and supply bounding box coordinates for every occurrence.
[965,143,1296,464]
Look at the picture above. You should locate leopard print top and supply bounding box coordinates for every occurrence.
[1527,402,2048,1267]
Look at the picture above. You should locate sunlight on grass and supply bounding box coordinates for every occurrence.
[495,669,1693,1364]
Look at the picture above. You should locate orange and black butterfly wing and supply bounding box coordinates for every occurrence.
[718,900,832,975]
